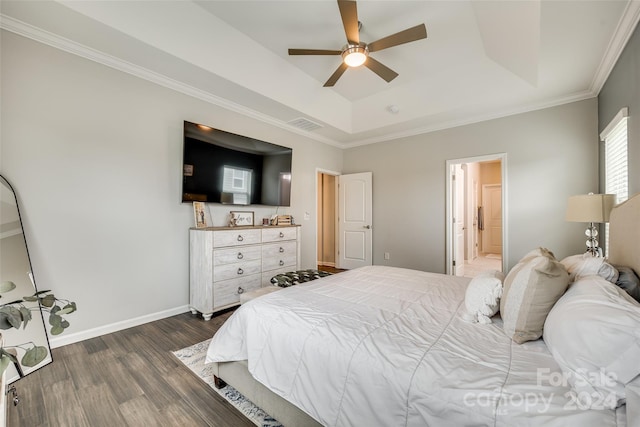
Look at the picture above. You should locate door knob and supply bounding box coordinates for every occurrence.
[364,225,371,229]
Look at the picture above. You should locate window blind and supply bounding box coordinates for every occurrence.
[605,117,629,203]
[602,110,629,255]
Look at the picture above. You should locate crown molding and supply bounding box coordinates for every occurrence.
[0,14,343,149]
[0,228,22,240]
[351,2,640,149]
[3,2,639,151]
[590,0,640,94]
[343,90,597,149]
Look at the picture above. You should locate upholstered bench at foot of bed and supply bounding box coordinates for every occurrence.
[270,269,332,287]
[241,270,333,304]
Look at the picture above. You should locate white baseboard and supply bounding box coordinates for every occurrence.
[49,305,191,348]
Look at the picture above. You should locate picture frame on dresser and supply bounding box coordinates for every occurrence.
[193,202,208,228]
[230,211,254,227]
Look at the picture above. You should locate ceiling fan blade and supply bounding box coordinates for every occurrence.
[288,49,342,56]
[338,0,359,45]
[367,24,427,53]
[324,62,349,87]
[364,57,398,82]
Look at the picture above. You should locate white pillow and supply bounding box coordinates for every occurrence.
[543,275,640,409]
[461,270,504,324]
[560,253,619,283]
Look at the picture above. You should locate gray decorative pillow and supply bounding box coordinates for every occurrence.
[613,265,640,303]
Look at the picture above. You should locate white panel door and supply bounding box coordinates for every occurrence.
[453,165,465,276]
[482,184,503,255]
[337,172,372,269]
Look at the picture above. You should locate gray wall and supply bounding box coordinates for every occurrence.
[1,31,342,342]
[343,100,600,272]
[598,21,640,195]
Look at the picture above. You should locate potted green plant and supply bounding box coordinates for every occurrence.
[0,280,76,376]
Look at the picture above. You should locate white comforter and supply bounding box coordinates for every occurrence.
[206,266,625,426]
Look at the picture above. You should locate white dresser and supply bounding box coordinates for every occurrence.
[189,225,300,320]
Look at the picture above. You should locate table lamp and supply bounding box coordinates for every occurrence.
[565,193,616,256]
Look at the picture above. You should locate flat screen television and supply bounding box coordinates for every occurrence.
[182,121,292,206]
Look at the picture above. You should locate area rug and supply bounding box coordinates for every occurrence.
[172,339,283,427]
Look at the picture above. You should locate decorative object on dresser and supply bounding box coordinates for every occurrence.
[565,192,616,256]
[275,215,292,225]
[192,201,208,228]
[189,225,300,320]
[229,211,254,227]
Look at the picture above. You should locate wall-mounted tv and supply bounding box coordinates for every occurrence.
[182,121,292,206]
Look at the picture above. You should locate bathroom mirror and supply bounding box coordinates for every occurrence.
[0,174,52,383]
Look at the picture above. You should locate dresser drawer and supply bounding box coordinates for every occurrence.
[190,225,300,320]
[213,229,261,248]
[262,241,297,271]
[214,259,262,282]
[262,227,297,243]
[213,245,262,266]
[214,275,261,308]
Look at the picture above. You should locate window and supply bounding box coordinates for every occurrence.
[600,107,629,254]
[222,166,253,204]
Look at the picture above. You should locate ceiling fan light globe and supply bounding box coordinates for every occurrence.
[342,46,367,67]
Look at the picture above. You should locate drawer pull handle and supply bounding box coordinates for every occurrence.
[279,260,285,266]
[237,268,244,275]
[237,286,244,294]
[237,235,244,242]
[279,232,285,238]
[237,252,244,259]
[279,247,284,253]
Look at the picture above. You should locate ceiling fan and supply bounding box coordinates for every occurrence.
[288,0,427,87]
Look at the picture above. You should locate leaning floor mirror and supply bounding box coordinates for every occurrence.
[0,174,53,383]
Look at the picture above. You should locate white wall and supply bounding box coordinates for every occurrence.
[343,99,599,272]
[1,31,342,343]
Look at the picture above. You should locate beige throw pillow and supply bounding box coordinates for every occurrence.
[501,249,569,344]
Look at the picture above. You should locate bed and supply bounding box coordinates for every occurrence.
[206,193,640,427]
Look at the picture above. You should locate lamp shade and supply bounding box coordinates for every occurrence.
[565,193,616,223]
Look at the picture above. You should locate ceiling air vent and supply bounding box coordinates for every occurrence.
[287,117,323,132]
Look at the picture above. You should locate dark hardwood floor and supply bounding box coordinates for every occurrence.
[7,309,255,427]
[317,265,347,274]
